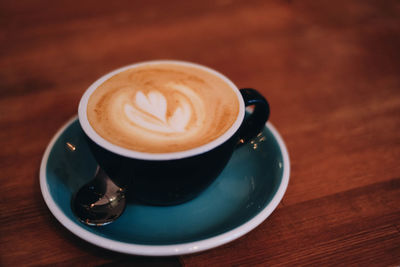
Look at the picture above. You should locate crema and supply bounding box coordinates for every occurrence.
[86,63,239,153]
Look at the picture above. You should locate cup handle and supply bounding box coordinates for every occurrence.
[238,88,270,145]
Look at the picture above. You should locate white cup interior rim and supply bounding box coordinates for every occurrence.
[78,60,246,160]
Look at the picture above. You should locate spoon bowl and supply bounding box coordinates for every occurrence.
[72,167,126,226]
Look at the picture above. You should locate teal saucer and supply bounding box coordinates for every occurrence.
[40,117,290,256]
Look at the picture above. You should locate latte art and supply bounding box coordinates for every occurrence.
[124,83,202,134]
[124,90,191,133]
[125,90,189,133]
[86,63,239,153]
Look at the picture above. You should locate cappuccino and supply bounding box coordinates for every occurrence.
[86,63,240,153]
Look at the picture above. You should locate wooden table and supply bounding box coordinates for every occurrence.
[1,0,400,266]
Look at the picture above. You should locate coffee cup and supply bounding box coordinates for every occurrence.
[78,60,269,205]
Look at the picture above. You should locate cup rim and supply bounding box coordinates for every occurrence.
[78,60,245,160]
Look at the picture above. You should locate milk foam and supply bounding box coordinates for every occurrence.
[124,83,199,134]
[86,63,239,153]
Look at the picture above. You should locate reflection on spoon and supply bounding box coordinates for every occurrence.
[72,167,126,226]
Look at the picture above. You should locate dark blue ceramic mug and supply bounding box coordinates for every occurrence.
[78,61,269,205]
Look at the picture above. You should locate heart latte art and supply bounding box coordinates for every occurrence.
[124,84,201,134]
[87,63,239,153]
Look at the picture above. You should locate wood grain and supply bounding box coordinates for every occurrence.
[1,0,400,266]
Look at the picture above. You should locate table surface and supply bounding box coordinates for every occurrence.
[1,0,400,266]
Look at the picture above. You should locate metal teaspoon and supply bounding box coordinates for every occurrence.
[72,167,126,226]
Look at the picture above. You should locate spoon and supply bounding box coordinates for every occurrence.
[72,167,126,226]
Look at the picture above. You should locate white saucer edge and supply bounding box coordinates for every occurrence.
[39,116,290,256]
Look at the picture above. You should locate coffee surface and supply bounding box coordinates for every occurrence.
[87,63,239,153]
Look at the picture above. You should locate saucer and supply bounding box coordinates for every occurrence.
[40,116,290,256]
